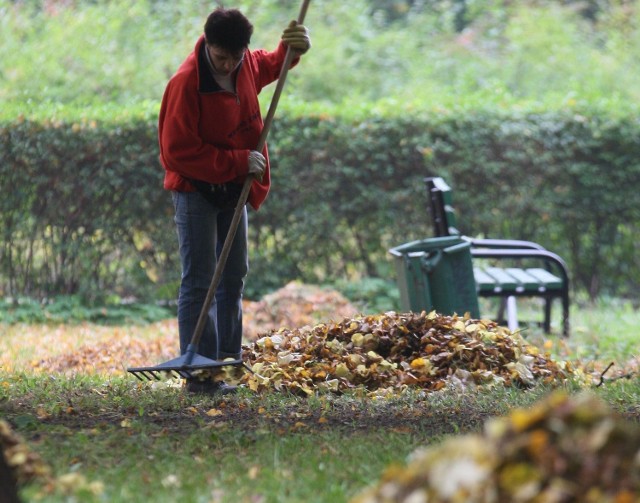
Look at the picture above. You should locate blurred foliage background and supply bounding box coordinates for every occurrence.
[2,0,640,114]
[1,0,639,310]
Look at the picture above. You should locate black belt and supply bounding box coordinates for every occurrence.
[190,179,244,210]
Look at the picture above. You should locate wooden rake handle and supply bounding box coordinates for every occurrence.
[188,0,312,352]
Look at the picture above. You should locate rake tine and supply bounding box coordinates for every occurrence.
[132,372,147,382]
[146,371,161,381]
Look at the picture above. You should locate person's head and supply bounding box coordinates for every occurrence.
[204,7,253,75]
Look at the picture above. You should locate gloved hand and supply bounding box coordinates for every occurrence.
[281,20,311,54]
[248,150,266,182]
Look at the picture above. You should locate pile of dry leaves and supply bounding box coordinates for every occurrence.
[243,281,359,341]
[352,392,640,503]
[0,420,50,486]
[0,420,103,498]
[238,310,574,395]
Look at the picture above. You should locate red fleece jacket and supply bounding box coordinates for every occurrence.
[158,36,297,210]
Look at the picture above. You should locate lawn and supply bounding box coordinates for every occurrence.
[1,295,638,502]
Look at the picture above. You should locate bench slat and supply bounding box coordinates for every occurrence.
[473,266,564,293]
[525,268,563,289]
[484,267,519,291]
[473,267,498,292]
[505,268,541,292]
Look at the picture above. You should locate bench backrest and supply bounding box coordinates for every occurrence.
[424,176,460,237]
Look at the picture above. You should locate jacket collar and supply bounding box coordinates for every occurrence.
[197,38,223,93]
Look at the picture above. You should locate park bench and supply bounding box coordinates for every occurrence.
[425,176,570,336]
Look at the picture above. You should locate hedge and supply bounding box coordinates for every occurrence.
[1,110,639,302]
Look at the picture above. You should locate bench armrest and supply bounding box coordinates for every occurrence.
[464,237,547,251]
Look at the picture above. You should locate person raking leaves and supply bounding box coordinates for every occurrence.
[158,7,311,395]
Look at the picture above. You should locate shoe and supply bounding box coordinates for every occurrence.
[185,379,238,396]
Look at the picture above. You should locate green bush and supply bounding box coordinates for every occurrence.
[1,109,639,302]
[0,115,178,302]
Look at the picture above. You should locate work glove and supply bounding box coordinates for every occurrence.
[248,150,266,182]
[281,20,311,54]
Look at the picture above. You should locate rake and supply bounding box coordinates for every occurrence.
[128,0,311,381]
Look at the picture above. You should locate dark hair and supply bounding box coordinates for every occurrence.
[204,7,253,53]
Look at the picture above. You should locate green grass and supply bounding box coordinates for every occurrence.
[0,376,640,502]
[567,297,640,362]
[2,378,638,502]
[479,295,639,368]
[1,375,562,503]
[1,298,639,502]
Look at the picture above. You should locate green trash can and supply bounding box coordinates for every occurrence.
[389,236,480,318]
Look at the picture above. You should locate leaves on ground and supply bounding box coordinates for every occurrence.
[6,283,577,395]
[6,282,357,376]
[30,330,177,375]
[239,310,574,395]
[352,391,640,503]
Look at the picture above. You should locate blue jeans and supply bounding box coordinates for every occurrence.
[172,191,248,360]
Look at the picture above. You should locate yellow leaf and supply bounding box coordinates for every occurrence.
[8,451,28,466]
[410,358,426,369]
[526,429,549,458]
[334,363,351,379]
[453,321,466,331]
[247,377,259,392]
[206,408,223,417]
[366,351,383,363]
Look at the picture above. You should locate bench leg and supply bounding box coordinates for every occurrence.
[562,292,570,337]
[543,298,552,334]
[497,298,506,322]
[507,296,519,332]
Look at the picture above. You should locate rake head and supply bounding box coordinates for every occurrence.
[127,353,245,381]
